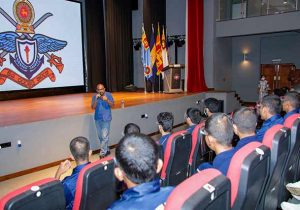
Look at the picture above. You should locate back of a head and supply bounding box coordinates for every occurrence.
[261,95,282,115]
[283,92,300,109]
[157,112,174,132]
[233,107,257,134]
[115,133,159,184]
[124,123,141,135]
[204,98,220,113]
[186,108,202,124]
[205,113,233,146]
[69,136,90,162]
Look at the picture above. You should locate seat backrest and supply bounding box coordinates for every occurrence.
[73,156,116,210]
[280,114,300,202]
[0,178,65,210]
[189,122,210,176]
[164,168,231,210]
[259,124,290,210]
[227,142,270,210]
[161,130,192,186]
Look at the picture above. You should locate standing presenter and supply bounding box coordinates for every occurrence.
[91,83,114,158]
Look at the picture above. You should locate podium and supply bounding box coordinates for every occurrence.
[163,64,184,93]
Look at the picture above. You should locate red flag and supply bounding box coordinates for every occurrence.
[155,23,163,75]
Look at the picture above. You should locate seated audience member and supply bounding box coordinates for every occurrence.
[203,97,221,117]
[232,107,259,151]
[185,107,203,133]
[55,136,91,210]
[256,95,283,142]
[282,92,300,120]
[108,133,173,210]
[123,123,141,135]
[197,113,234,175]
[157,112,174,151]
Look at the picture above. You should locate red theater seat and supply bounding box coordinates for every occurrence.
[164,168,231,210]
[160,130,192,186]
[72,156,116,210]
[188,122,214,176]
[227,142,270,210]
[259,124,290,210]
[280,114,300,202]
[0,178,65,210]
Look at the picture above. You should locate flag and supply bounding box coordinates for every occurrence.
[161,26,169,68]
[155,23,163,75]
[150,24,157,78]
[141,25,152,79]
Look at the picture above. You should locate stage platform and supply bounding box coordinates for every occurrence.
[0,91,190,127]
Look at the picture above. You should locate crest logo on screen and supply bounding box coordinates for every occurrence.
[0,0,67,89]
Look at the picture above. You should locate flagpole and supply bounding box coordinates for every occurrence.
[158,74,161,93]
[144,77,147,94]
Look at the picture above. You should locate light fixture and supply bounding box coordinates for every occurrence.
[283,0,288,4]
[243,53,248,61]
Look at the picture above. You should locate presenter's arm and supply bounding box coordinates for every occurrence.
[91,95,99,109]
[102,95,114,107]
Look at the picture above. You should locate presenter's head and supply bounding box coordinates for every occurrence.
[97,83,106,96]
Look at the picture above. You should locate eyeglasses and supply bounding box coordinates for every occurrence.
[97,88,105,91]
[200,127,208,136]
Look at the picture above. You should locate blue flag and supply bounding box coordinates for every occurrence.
[141,26,152,79]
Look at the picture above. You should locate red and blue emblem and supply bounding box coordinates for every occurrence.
[0,0,67,89]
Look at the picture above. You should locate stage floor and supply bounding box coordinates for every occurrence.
[0,91,191,127]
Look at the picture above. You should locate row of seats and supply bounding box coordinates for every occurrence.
[0,114,299,210]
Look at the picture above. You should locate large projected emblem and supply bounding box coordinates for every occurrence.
[0,0,67,89]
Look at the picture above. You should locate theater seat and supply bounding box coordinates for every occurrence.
[280,114,300,202]
[0,178,65,210]
[160,130,192,186]
[188,122,214,176]
[72,156,116,210]
[164,168,231,210]
[259,124,290,210]
[227,142,270,210]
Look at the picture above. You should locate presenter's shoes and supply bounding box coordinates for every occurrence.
[99,150,111,159]
[286,181,300,196]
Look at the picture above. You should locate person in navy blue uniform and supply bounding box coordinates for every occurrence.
[197,113,234,176]
[203,97,221,117]
[54,137,91,210]
[91,83,114,158]
[108,133,173,210]
[232,107,259,151]
[157,112,174,152]
[185,108,203,134]
[282,92,299,121]
[256,95,283,142]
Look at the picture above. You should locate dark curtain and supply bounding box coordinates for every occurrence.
[143,0,166,92]
[85,0,107,91]
[187,0,207,92]
[103,0,133,91]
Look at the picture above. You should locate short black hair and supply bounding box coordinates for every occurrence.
[283,92,300,109]
[186,108,202,124]
[205,113,233,146]
[69,136,90,162]
[157,112,174,132]
[124,123,141,135]
[261,95,282,115]
[204,98,220,113]
[115,133,159,184]
[233,107,257,134]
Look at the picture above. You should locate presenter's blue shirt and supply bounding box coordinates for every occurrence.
[61,162,89,210]
[256,114,283,142]
[234,135,258,151]
[108,179,173,210]
[283,109,298,121]
[197,148,235,176]
[91,92,114,121]
[159,133,171,152]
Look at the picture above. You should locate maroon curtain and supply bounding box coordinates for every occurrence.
[187,0,207,92]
